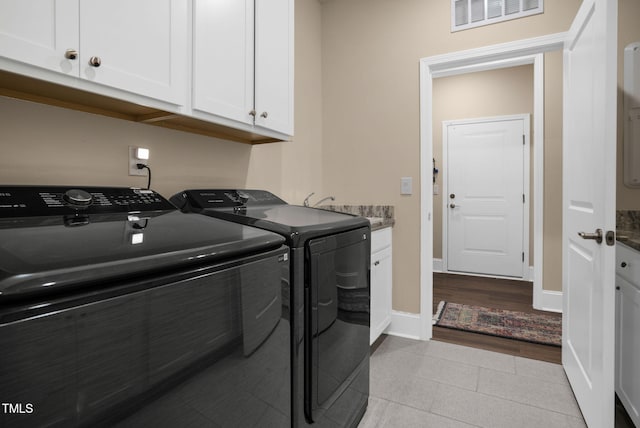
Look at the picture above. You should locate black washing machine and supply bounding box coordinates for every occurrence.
[170,189,370,428]
[0,186,291,428]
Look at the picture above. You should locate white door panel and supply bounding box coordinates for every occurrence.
[562,0,617,426]
[0,0,78,75]
[254,0,294,135]
[446,118,526,278]
[192,0,254,124]
[80,0,187,105]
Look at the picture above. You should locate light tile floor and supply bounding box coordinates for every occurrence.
[358,336,586,428]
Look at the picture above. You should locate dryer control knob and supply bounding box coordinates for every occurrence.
[63,189,93,206]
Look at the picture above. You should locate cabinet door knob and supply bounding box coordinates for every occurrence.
[65,49,78,60]
[249,110,257,117]
[374,261,380,266]
[260,111,268,118]
[89,56,102,67]
[621,261,627,268]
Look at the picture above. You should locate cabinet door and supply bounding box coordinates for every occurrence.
[192,0,254,125]
[79,0,187,105]
[0,0,78,75]
[254,0,294,135]
[370,246,392,345]
[616,276,640,427]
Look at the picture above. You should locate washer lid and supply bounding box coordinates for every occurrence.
[0,187,285,300]
[174,189,369,247]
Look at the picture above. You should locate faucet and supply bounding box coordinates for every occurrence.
[313,196,335,207]
[303,192,315,207]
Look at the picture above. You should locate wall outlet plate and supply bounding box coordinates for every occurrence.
[129,146,147,176]
[401,177,413,195]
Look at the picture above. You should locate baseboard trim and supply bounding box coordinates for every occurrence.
[433,258,443,272]
[385,310,422,340]
[538,290,563,313]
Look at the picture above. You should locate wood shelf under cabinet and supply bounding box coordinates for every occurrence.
[0,70,283,145]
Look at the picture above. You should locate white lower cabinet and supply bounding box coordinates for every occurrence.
[615,242,640,428]
[370,227,392,345]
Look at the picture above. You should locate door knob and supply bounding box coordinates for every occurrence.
[450,193,455,199]
[450,203,456,208]
[260,111,268,118]
[578,229,603,244]
[89,56,101,67]
[65,49,78,60]
[249,110,257,117]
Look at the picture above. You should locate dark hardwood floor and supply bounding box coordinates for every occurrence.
[432,272,562,364]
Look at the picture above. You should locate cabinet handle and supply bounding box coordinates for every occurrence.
[89,56,102,67]
[260,111,268,118]
[65,49,78,60]
[621,261,627,268]
[249,110,257,117]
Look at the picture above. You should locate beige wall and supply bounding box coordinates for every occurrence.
[0,0,324,204]
[617,0,640,210]
[320,0,581,312]
[543,50,564,292]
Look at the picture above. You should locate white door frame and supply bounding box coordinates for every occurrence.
[442,114,530,280]
[419,33,566,340]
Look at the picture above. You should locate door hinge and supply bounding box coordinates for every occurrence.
[522,135,525,145]
[522,252,525,262]
[523,194,525,203]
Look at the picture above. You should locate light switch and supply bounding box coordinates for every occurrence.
[401,177,413,195]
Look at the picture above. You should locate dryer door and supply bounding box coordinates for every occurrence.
[305,227,370,423]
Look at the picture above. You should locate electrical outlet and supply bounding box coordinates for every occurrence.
[129,146,148,176]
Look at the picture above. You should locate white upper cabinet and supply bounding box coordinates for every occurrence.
[254,0,294,135]
[193,0,294,137]
[192,0,254,126]
[79,0,187,105]
[0,1,292,143]
[0,0,78,75]
[0,0,187,106]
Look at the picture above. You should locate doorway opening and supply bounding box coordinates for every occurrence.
[418,33,567,340]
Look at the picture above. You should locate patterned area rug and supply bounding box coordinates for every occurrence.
[433,301,562,347]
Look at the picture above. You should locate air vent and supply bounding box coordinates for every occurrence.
[451,0,543,32]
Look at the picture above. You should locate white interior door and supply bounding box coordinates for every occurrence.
[562,0,617,426]
[445,117,527,278]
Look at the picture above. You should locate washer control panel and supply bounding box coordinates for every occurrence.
[0,186,174,218]
[174,189,287,209]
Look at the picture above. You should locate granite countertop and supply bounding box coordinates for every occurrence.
[319,205,395,231]
[617,211,640,252]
